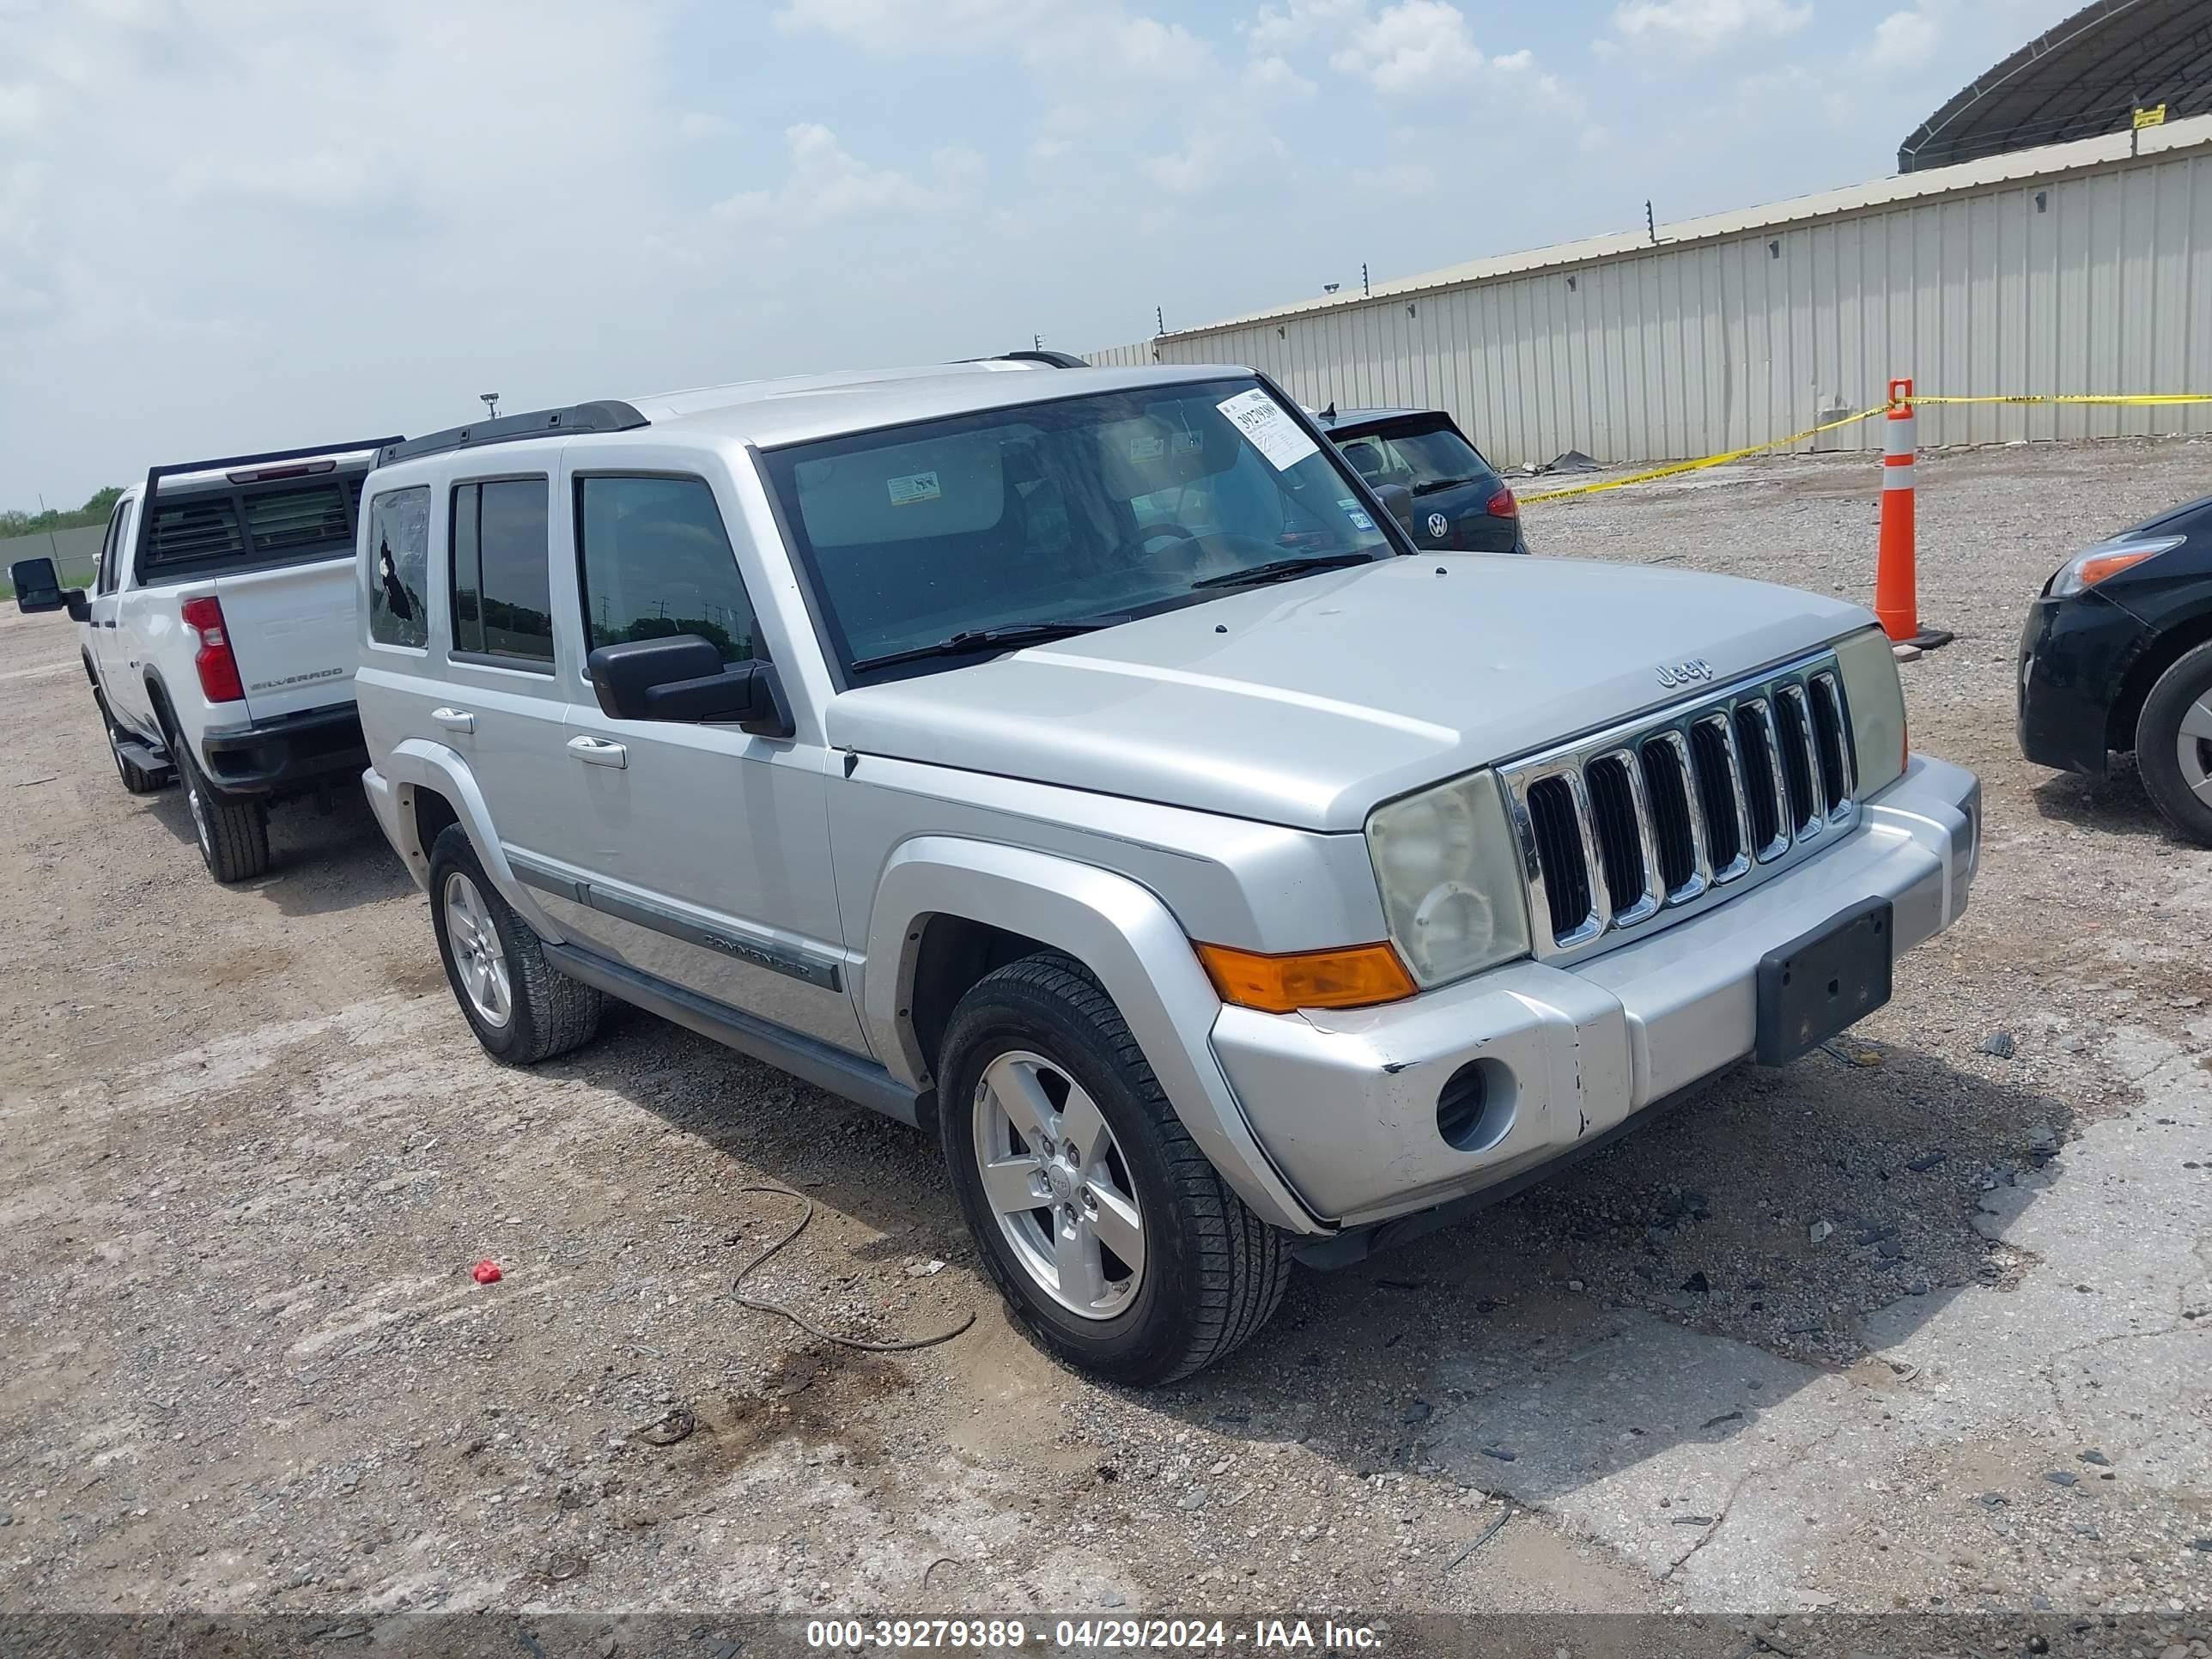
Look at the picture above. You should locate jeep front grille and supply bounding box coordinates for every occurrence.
[1503,652,1857,960]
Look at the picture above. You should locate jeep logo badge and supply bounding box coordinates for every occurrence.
[1656,658,1715,689]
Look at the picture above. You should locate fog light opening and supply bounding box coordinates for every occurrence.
[1436,1059,1516,1154]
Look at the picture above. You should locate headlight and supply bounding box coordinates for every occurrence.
[1834,625,1907,799]
[1365,770,1532,988]
[2049,533,2184,597]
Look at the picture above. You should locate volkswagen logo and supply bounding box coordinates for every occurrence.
[1426,512,1449,540]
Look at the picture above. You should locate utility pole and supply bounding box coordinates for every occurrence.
[1155,305,1164,336]
[1362,262,1370,298]
[1646,200,1657,244]
[37,493,60,563]
[1032,333,1044,351]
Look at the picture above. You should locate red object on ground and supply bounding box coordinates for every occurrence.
[471,1260,502,1284]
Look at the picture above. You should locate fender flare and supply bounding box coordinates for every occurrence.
[376,738,570,944]
[863,836,1327,1237]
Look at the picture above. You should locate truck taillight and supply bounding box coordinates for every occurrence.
[179,596,245,703]
[1486,487,1519,519]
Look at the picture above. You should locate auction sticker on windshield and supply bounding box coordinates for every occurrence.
[1217,387,1318,472]
[887,471,942,507]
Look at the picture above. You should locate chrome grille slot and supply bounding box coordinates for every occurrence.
[1808,672,1853,813]
[1500,648,1862,960]
[1523,775,1597,943]
[1733,701,1790,860]
[1638,734,1702,900]
[1687,715,1751,883]
[1773,684,1824,837]
[1585,753,1659,925]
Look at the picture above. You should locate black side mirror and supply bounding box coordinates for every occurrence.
[586,634,793,738]
[1371,483,1417,534]
[9,557,88,621]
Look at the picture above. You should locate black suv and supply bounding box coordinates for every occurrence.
[2019,491,2212,843]
[1316,406,1529,556]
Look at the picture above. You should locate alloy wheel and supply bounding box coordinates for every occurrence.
[442,871,514,1030]
[970,1049,1145,1320]
[2178,691,2212,805]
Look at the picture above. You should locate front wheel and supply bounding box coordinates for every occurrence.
[2136,640,2212,847]
[938,953,1290,1386]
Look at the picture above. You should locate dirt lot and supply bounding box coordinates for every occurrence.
[2,437,2208,1641]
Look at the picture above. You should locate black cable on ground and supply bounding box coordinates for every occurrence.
[730,1183,975,1352]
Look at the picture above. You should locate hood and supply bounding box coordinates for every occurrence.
[827,555,1870,832]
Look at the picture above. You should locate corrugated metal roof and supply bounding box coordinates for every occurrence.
[1900,0,2212,171]
[1160,112,2212,340]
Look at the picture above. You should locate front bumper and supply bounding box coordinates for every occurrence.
[2016,588,2149,775]
[201,702,368,798]
[1210,755,1980,1231]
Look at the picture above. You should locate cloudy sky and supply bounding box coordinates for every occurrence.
[0,0,2080,507]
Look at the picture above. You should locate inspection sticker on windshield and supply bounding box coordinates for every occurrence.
[886,470,941,507]
[1337,497,1376,531]
[1217,388,1318,472]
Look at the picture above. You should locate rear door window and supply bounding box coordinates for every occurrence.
[365,486,430,649]
[574,476,759,665]
[452,477,554,668]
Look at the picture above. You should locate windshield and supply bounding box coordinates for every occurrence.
[763,377,1397,680]
[1331,419,1494,496]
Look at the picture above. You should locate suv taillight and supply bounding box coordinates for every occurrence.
[1486,487,1519,519]
[179,596,245,702]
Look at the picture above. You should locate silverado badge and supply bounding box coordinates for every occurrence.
[1656,658,1715,689]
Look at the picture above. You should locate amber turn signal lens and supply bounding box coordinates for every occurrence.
[1195,941,1418,1015]
[2072,550,2160,588]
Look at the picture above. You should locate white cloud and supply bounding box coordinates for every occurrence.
[1611,0,1811,51]
[1869,7,1940,68]
[1244,53,1317,96]
[712,125,981,230]
[776,0,1207,77]
[1328,0,1486,94]
[1246,0,1365,53]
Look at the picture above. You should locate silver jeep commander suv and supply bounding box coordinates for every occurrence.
[355,356,1980,1384]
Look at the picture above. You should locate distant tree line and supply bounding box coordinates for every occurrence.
[0,485,125,540]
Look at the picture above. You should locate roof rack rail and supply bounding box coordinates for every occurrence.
[378,400,649,467]
[988,349,1089,369]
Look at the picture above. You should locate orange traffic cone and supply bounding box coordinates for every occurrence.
[1874,378,1953,651]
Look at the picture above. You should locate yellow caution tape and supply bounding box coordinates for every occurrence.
[1521,392,2212,505]
[1902,392,2212,407]
[1519,406,1886,504]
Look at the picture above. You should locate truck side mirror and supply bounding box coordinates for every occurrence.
[1371,483,1417,535]
[9,557,88,622]
[586,634,793,738]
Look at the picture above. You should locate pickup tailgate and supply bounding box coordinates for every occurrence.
[213,556,359,721]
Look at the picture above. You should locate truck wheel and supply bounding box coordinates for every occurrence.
[938,952,1290,1386]
[427,824,603,1063]
[94,690,167,795]
[2136,641,2212,847]
[176,742,270,882]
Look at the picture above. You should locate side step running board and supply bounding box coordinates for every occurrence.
[115,737,173,774]
[539,937,922,1128]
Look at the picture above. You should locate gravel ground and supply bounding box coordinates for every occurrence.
[0,435,2208,1643]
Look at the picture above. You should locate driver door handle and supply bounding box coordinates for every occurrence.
[431,707,475,733]
[568,734,627,769]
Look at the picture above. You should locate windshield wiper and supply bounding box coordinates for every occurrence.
[850,617,1131,672]
[1188,552,1377,590]
[1411,477,1478,495]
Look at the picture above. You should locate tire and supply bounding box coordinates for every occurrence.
[173,735,270,883]
[94,690,167,795]
[2136,640,2212,847]
[938,952,1290,1386]
[426,823,603,1064]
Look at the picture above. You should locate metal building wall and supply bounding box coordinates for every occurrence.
[1091,142,2212,463]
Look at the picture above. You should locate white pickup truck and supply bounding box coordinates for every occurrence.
[9,438,398,881]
